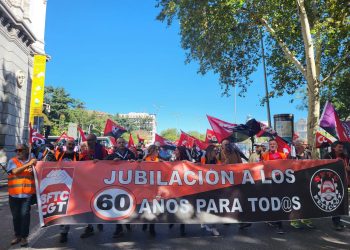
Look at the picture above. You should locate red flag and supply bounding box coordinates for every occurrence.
[178,131,209,150]
[207,115,237,143]
[128,134,135,148]
[293,133,299,141]
[29,123,46,145]
[56,132,74,143]
[103,119,127,139]
[155,134,176,149]
[78,126,87,142]
[275,135,291,155]
[137,134,145,143]
[205,129,218,143]
[109,137,117,146]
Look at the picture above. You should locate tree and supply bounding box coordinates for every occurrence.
[160,128,179,141]
[187,131,206,141]
[157,0,350,158]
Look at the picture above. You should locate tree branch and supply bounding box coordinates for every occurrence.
[259,18,307,78]
[320,50,350,84]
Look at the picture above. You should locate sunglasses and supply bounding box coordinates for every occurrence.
[15,149,24,152]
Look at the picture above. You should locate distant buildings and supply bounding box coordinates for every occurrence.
[294,118,307,142]
[119,112,156,143]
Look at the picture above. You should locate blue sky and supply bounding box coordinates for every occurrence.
[44,0,307,133]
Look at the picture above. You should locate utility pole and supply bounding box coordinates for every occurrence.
[260,29,272,127]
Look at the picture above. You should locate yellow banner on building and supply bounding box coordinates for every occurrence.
[29,55,46,124]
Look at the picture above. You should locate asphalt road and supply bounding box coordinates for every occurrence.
[1,182,349,250]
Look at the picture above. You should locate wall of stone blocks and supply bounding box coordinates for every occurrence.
[0,28,33,155]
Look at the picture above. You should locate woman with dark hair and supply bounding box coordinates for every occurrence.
[169,146,190,236]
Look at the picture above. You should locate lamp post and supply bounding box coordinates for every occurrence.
[260,29,272,127]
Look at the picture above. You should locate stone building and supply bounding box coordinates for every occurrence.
[0,0,47,152]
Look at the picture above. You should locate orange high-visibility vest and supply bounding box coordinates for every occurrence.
[145,156,160,162]
[261,152,286,161]
[8,157,35,196]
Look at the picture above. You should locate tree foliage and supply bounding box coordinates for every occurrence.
[43,86,155,137]
[157,0,349,98]
[157,0,350,157]
[160,128,179,141]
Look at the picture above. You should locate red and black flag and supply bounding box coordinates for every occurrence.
[29,123,46,147]
[155,133,176,149]
[206,115,237,143]
[103,119,127,139]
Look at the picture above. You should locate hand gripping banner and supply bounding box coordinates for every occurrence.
[33,159,348,226]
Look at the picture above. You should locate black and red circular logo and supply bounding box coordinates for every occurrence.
[91,186,136,221]
[310,169,344,212]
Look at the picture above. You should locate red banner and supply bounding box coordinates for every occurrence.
[34,159,348,226]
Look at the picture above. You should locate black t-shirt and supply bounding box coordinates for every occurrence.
[105,149,135,161]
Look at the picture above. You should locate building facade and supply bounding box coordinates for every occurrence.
[294,118,307,142]
[0,0,47,152]
[119,112,157,143]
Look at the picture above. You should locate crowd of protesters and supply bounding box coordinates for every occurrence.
[2,133,349,247]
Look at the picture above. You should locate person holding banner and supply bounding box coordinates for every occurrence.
[168,146,191,236]
[262,139,286,234]
[142,145,161,236]
[54,138,80,243]
[6,144,37,247]
[105,137,135,238]
[80,134,107,238]
[201,145,221,236]
[324,141,349,231]
[287,140,315,229]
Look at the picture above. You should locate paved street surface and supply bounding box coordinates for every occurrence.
[1,179,349,250]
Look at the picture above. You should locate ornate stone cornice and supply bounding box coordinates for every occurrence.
[0,2,36,50]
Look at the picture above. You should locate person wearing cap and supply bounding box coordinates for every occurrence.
[6,144,37,247]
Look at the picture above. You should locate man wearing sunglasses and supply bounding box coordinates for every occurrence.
[6,144,37,247]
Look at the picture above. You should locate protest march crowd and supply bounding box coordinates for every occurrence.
[1,104,349,247]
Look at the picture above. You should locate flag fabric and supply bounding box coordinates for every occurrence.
[205,129,218,143]
[128,134,135,148]
[178,131,209,150]
[275,135,291,155]
[316,128,337,148]
[78,126,87,142]
[55,132,73,143]
[207,115,237,143]
[320,101,350,142]
[103,119,127,139]
[137,134,145,143]
[29,123,46,146]
[155,134,176,149]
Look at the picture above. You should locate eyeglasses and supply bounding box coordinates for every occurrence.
[67,143,75,146]
[117,142,125,144]
[15,149,24,153]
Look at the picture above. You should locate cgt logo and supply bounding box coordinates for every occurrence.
[91,186,136,221]
[310,169,344,212]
